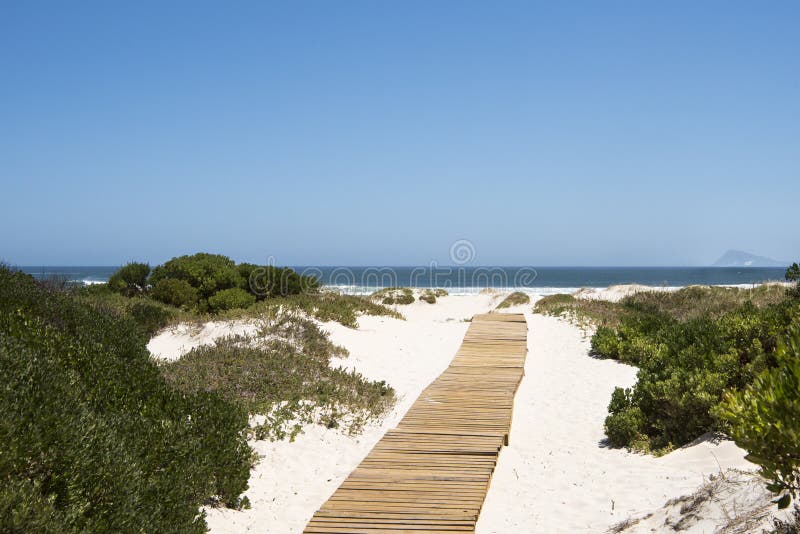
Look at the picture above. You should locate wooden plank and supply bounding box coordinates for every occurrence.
[303,313,527,533]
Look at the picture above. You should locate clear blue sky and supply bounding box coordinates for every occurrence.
[2,1,798,266]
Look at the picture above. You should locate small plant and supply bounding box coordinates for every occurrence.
[208,287,256,313]
[371,287,415,305]
[418,288,447,304]
[496,291,530,309]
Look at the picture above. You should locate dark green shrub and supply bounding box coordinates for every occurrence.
[151,278,199,309]
[591,326,620,358]
[605,388,645,448]
[240,264,318,299]
[107,262,150,297]
[600,298,797,451]
[208,287,256,313]
[149,253,243,301]
[0,267,251,532]
[715,326,800,508]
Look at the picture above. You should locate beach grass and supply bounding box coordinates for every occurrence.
[496,291,531,309]
[161,311,396,440]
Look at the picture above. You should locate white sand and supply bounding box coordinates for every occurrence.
[148,319,261,361]
[573,284,678,302]
[149,291,777,533]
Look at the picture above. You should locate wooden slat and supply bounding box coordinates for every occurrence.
[303,313,528,533]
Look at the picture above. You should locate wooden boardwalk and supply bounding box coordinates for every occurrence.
[304,313,528,533]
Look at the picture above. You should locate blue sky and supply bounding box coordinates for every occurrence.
[1,1,798,266]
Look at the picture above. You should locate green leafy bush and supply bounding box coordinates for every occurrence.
[208,287,256,313]
[151,277,199,309]
[371,287,415,305]
[241,264,319,299]
[715,326,800,508]
[496,291,531,309]
[605,387,646,448]
[107,262,150,297]
[591,326,621,358]
[0,267,251,532]
[536,284,797,453]
[418,288,447,304]
[150,253,243,303]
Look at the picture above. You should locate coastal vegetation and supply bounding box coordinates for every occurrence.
[0,266,251,532]
[536,275,800,507]
[81,253,400,331]
[496,291,531,309]
[1,256,405,530]
[370,287,448,305]
[419,288,448,304]
[162,311,395,440]
[371,287,415,305]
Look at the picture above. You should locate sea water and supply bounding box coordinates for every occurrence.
[18,265,787,295]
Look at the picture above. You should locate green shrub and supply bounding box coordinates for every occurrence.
[496,291,531,309]
[371,287,415,305]
[151,277,199,309]
[149,253,243,302]
[597,295,797,451]
[715,326,800,508]
[208,287,256,313]
[418,289,447,304]
[107,262,150,297]
[591,326,621,358]
[240,264,319,299]
[0,267,251,532]
[605,388,645,448]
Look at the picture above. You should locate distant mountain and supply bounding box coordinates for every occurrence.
[712,250,785,267]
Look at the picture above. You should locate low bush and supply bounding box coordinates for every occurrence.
[77,288,182,337]
[240,263,319,299]
[208,287,256,313]
[162,312,396,439]
[0,267,251,532]
[240,291,403,328]
[150,253,243,304]
[537,284,798,454]
[371,287,415,305]
[418,288,447,304]
[496,291,531,309]
[591,326,621,358]
[715,326,800,509]
[151,277,199,309]
[107,262,150,297]
[604,388,646,448]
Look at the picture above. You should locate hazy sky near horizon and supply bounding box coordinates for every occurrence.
[2,1,798,266]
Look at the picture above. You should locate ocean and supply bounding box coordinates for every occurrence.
[18,265,788,295]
